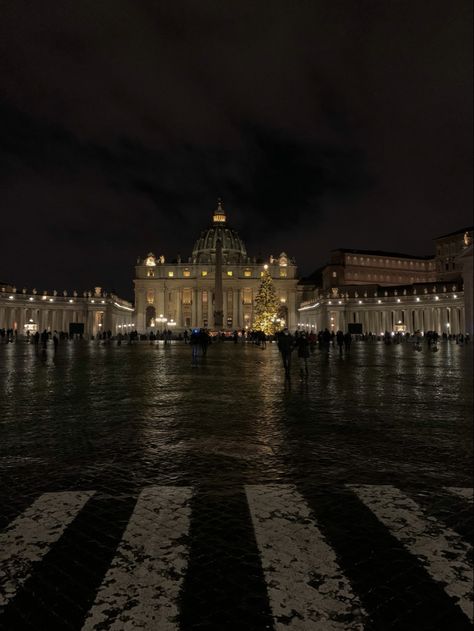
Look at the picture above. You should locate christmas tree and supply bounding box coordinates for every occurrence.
[252,268,280,335]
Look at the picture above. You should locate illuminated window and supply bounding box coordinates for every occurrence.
[183,269,191,278]
[202,291,208,303]
[168,271,174,277]
[201,270,208,277]
[182,289,192,304]
[146,290,154,304]
[227,270,233,277]
[243,289,252,304]
[332,271,337,278]
[279,269,287,277]
[244,270,252,277]
[147,269,155,277]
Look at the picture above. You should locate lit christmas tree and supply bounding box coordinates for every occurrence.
[252,267,280,335]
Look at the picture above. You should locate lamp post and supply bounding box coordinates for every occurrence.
[157,314,168,339]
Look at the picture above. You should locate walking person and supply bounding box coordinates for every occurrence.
[199,329,210,357]
[277,328,294,380]
[296,331,310,379]
[190,328,200,365]
[336,329,344,356]
[344,331,352,353]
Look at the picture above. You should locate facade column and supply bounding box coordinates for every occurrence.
[232,289,238,328]
[238,290,243,329]
[222,290,228,327]
[191,289,198,327]
[157,287,165,320]
[176,291,182,328]
[89,311,95,336]
[197,290,203,326]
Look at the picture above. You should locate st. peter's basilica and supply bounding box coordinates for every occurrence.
[1,200,472,337]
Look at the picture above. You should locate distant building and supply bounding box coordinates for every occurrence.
[434,227,473,281]
[134,200,299,331]
[298,227,473,336]
[321,249,436,290]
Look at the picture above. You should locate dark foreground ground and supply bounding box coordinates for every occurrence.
[0,339,472,630]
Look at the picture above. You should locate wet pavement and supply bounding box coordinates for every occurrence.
[0,339,472,630]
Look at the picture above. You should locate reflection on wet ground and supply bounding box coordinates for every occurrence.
[0,339,471,495]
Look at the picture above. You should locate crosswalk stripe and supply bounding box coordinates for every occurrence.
[349,484,473,620]
[81,486,192,631]
[246,484,366,630]
[0,491,94,608]
[444,487,474,503]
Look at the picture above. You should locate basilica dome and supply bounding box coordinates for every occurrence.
[192,201,248,264]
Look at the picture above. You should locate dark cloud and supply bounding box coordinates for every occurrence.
[0,1,471,298]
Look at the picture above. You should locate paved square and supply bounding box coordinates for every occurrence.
[0,339,472,630]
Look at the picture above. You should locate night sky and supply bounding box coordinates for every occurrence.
[1,1,472,299]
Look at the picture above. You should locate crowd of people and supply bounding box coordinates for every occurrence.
[1,326,470,379]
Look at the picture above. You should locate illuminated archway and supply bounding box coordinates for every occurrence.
[145,305,156,327]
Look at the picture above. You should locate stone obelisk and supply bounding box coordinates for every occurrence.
[214,238,224,329]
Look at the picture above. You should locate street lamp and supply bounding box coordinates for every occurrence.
[157,314,168,336]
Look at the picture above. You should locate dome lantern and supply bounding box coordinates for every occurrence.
[213,198,227,224]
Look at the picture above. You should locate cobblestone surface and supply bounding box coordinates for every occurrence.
[0,339,472,630]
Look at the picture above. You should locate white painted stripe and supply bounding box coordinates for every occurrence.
[82,486,192,631]
[0,491,94,608]
[444,487,474,503]
[246,484,366,630]
[349,485,473,620]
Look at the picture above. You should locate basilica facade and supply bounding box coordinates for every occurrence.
[134,201,299,332]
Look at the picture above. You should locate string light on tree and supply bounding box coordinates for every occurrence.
[252,265,280,335]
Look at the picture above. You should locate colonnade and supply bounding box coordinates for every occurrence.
[298,300,466,335]
[0,294,134,337]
